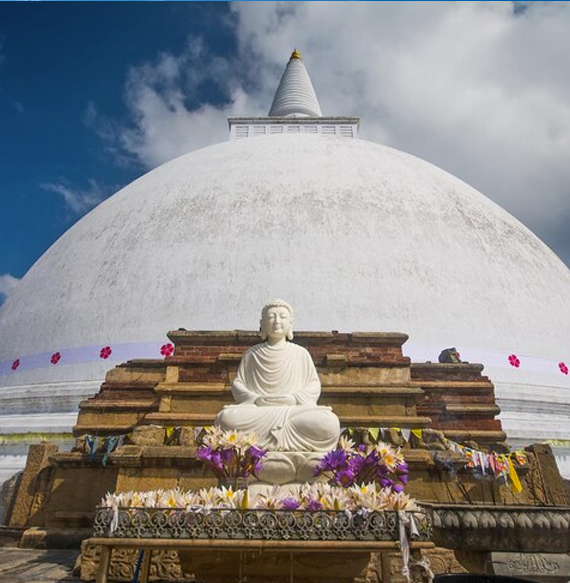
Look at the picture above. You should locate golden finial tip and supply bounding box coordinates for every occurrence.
[290,48,301,60]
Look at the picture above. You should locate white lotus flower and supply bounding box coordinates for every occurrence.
[388,491,419,512]
[338,435,357,453]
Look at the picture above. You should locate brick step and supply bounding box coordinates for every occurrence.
[444,404,501,416]
[155,382,424,398]
[417,393,496,404]
[431,417,502,429]
[94,390,157,401]
[155,383,228,394]
[116,359,167,367]
[144,412,432,428]
[418,404,500,416]
[101,381,159,390]
[78,399,158,411]
[412,381,494,391]
[442,429,507,444]
[72,424,136,436]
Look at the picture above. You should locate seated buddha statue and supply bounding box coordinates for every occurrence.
[215,300,340,483]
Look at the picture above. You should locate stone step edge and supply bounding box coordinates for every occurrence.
[411,381,493,390]
[78,400,158,411]
[72,424,136,436]
[443,430,507,443]
[50,447,441,469]
[154,383,424,396]
[444,404,501,416]
[143,412,432,428]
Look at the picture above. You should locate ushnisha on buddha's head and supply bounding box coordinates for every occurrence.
[260,299,294,343]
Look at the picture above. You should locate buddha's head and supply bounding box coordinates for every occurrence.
[260,299,294,342]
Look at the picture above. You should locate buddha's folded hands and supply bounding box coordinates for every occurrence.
[255,394,296,406]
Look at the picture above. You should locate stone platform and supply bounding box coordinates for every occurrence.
[4,329,569,582]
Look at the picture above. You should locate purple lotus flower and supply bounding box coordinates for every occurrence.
[393,462,409,486]
[281,497,301,510]
[210,451,224,472]
[314,438,411,495]
[364,450,379,465]
[247,445,266,460]
[197,447,213,462]
[221,448,234,465]
[196,430,268,479]
[335,469,356,487]
[306,499,323,512]
[348,455,365,473]
[395,461,409,475]
[316,449,348,473]
[378,477,393,489]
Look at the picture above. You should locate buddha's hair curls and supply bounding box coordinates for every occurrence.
[260,299,294,341]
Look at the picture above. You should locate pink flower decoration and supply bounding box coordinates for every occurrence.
[559,362,569,375]
[508,354,520,368]
[99,346,113,359]
[456,351,461,360]
[160,343,174,357]
[50,352,61,365]
[11,359,20,371]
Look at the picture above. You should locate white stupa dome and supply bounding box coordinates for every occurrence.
[1,52,570,481]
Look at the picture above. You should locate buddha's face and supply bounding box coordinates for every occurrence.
[263,306,292,342]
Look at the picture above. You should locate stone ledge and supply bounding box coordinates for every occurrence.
[340,415,432,428]
[412,381,493,390]
[349,332,409,345]
[155,383,424,397]
[155,382,229,394]
[423,503,570,553]
[115,360,166,368]
[443,430,507,443]
[144,412,433,429]
[166,330,410,347]
[322,385,424,396]
[101,381,159,389]
[78,400,158,411]
[72,424,136,437]
[444,404,501,416]
[412,363,485,373]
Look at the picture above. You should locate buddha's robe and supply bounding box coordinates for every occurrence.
[216,342,340,452]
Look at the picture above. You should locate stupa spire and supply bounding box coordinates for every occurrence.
[268,49,323,118]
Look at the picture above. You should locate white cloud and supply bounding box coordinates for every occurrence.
[41,179,109,215]
[0,274,20,301]
[92,1,570,265]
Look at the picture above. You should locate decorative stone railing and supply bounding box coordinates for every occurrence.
[93,507,432,542]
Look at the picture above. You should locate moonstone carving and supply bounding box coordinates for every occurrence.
[215,300,340,483]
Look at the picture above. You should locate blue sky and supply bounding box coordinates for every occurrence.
[1,2,570,304]
[0,2,234,284]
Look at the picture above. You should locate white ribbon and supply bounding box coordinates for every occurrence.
[398,511,411,583]
[109,507,119,535]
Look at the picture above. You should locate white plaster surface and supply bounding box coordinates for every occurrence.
[1,134,570,473]
[268,57,322,117]
[0,413,77,434]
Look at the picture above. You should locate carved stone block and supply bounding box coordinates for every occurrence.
[130,426,165,447]
[79,540,184,581]
[489,551,570,582]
